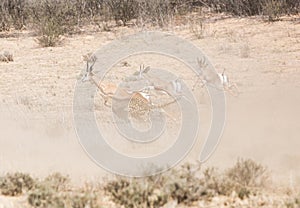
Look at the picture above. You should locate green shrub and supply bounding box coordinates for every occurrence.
[0,172,35,196]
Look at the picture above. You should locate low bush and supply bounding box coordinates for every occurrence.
[29,0,78,47]
[0,172,35,196]
[104,164,205,207]
[104,159,269,207]
[226,158,268,188]
[27,173,69,207]
[28,184,66,208]
[69,191,102,208]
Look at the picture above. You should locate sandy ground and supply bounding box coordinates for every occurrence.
[0,16,300,189]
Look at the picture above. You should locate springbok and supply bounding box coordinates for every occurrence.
[193,57,239,96]
[81,54,183,121]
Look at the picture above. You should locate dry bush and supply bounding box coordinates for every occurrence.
[28,173,69,208]
[28,173,103,208]
[226,158,268,188]
[29,0,78,47]
[34,20,65,47]
[28,186,101,208]
[74,0,104,24]
[28,184,66,208]
[169,0,196,14]
[262,0,285,21]
[0,0,28,31]
[104,0,138,26]
[137,0,175,27]
[104,160,270,206]
[200,167,251,199]
[43,172,70,192]
[0,172,35,196]
[0,159,271,207]
[137,0,196,27]
[200,167,230,196]
[261,0,300,21]
[200,159,269,199]
[189,18,206,39]
[104,0,194,27]
[200,0,299,18]
[200,0,263,16]
[166,163,205,205]
[0,0,299,33]
[104,177,169,208]
[69,192,101,208]
[104,164,205,207]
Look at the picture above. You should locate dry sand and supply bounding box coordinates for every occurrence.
[0,17,299,188]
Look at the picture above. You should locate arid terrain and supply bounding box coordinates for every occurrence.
[0,14,300,207]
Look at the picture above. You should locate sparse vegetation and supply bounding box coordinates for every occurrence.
[28,184,66,208]
[103,160,270,207]
[0,172,35,196]
[0,0,298,37]
[0,159,297,207]
[104,176,169,208]
[27,173,70,208]
[190,18,206,39]
[202,0,299,17]
[27,173,102,208]
[29,0,78,47]
[0,0,28,31]
[226,158,268,188]
[69,192,101,208]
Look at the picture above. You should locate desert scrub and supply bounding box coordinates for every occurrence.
[104,164,206,207]
[105,0,139,26]
[27,173,70,208]
[226,158,268,188]
[0,172,35,196]
[69,191,101,208]
[104,177,169,208]
[225,158,269,199]
[166,164,205,205]
[30,0,78,47]
[43,172,70,192]
[28,184,66,208]
[200,159,269,199]
[200,167,232,197]
[136,0,175,27]
[0,0,29,31]
[28,173,103,208]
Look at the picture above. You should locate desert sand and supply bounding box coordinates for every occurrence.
[0,16,299,190]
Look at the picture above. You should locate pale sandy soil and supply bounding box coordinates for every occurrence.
[0,15,299,196]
